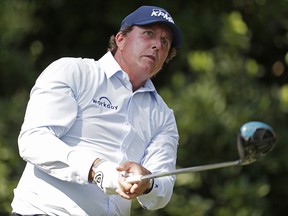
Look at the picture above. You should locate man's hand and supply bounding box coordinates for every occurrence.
[91,160,120,195]
[116,161,153,200]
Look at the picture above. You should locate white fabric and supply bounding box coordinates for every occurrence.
[11,51,179,215]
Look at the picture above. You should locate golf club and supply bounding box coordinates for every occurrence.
[126,121,276,183]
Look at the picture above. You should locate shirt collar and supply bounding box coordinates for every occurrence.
[98,51,122,79]
[98,51,157,95]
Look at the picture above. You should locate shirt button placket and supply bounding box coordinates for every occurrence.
[121,96,134,159]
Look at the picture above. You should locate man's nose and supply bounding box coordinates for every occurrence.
[151,38,162,49]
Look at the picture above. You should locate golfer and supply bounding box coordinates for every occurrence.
[12,5,182,216]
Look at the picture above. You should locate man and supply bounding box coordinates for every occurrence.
[12,5,182,216]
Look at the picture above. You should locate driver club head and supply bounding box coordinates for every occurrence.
[237,121,276,165]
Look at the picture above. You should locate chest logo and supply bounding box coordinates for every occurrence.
[92,96,118,110]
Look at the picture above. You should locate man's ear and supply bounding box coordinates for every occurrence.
[115,32,124,50]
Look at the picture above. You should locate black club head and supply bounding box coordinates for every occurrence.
[237,121,276,165]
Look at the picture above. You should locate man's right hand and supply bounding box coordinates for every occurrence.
[116,161,153,199]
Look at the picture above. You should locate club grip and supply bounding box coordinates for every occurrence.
[125,174,143,183]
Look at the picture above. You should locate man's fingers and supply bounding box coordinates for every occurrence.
[116,161,153,198]
[116,188,139,200]
[118,176,132,190]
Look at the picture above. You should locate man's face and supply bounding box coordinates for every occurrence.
[115,24,172,82]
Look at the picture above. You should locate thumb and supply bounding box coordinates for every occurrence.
[116,165,126,172]
[116,161,130,172]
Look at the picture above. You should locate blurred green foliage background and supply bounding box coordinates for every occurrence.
[1,0,288,215]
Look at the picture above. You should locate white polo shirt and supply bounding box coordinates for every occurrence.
[11,51,179,216]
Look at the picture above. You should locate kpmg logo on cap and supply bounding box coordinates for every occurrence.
[151,9,174,24]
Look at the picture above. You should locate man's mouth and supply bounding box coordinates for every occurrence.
[145,55,156,62]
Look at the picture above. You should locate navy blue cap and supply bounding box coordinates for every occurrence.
[120,6,182,48]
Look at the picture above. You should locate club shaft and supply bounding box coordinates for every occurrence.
[126,160,242,183]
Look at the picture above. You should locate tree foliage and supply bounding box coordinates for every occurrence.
[1,0,288,215]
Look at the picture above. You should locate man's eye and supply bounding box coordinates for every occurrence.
[161,38,170,46]
[144,31,153,37]
[162,38,168,45]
